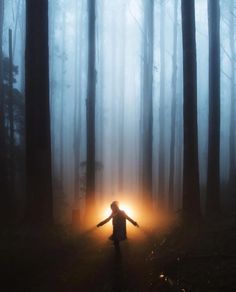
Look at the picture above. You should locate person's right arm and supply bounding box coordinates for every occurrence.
[97,214,113,227]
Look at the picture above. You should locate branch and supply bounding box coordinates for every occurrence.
[128,0,144,35]
[221,70,231,80]
[221,44,236,62]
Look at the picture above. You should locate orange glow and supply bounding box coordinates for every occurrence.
[93,196,176,239]
[102,202,135,219]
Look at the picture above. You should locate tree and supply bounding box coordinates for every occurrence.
[74,0,83,205]
[8,29,15,196]
[228,0,236,207]
[169,0,178,211]
[206,0,221,217]
[181,0,201,222]
[25,0,53,225]
[158,0,166,207]
[141,0,154,205]
[86,0,96,214]
[0,0,12,223]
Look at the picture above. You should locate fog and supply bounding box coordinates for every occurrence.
[1,0,236,223]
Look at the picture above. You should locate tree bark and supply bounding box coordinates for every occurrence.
[86,0,96,213]
[158,0,166,207]
[74,0,83,204]
[25,0,53,225]
[181,0,201,223]
[228,0,236,207]
[8,29,15,196]
[0,0,11,223]
[206,0,221,217]
[59,11,66,188]
[169,0,178,211]
[141,0,154,205]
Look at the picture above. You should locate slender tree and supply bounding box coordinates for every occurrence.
[181,0,201,222]
[0,0,11,223]
[59,10,66,190]
[206,0,221,217]
[97,0,104,198]
[25,0,53,225]
[8,29,15,196]
[169,0,178,211]
[86,0,96,213]
[74,0,83,205]
[141,0,154,204]
[158,0,166,207]
[228,0,236,206]
[19,0,25,93]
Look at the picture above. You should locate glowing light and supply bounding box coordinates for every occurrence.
[119,203,134,217]
[159,273,165,279]
[102,202,135,219]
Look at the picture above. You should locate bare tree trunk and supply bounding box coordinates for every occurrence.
[86,0,96,214]
[181,0,201,223]
[141,0,154,205]
[74,0,83,204]
[20,0,25,93]
[206,0,221,217]
[98,0,104,198]
[8,29,15,199]
[59,11,66,188]
[228,0,236,207]
[168,0,178,211]
[25,0,53,225]
[0,0,11,223]
[158,0,166,208]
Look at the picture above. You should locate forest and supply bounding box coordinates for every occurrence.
[0,0,236,291]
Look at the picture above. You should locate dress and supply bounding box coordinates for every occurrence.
[97,208,137,242]
[109,210,127,241]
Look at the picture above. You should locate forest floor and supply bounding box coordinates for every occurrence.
[1,213,236,292]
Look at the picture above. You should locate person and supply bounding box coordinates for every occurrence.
[97,201,139,250]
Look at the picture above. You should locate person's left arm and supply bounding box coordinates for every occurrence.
[125,213,139,227]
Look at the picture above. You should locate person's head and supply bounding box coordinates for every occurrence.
[110,201,119,212]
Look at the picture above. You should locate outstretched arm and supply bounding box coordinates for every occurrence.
[126,214,139,227]
[97,214,112,227]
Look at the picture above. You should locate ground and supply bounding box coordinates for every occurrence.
[1,214,236,291]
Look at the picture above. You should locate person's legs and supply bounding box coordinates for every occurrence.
[114,240,120,253]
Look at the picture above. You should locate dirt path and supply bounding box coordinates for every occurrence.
[0,227,160,292]
[45,230,154,291]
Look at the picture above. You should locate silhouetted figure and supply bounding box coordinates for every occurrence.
[97,201,139,251]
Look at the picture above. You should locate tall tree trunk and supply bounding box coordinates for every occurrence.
[142,0,154,205]
[60,11,66,188]
[25,0,53,225]
[86,0,96,214]
[158,0,166,207]
[98,0,104,198]
[74,0,83,204]
[206,0,221,217]
[228,0,236,207]
[8,29,15,197]
[0,0,11,223]
[169,0,178,211]
[20,0,25,93]
[181,0,201,223]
